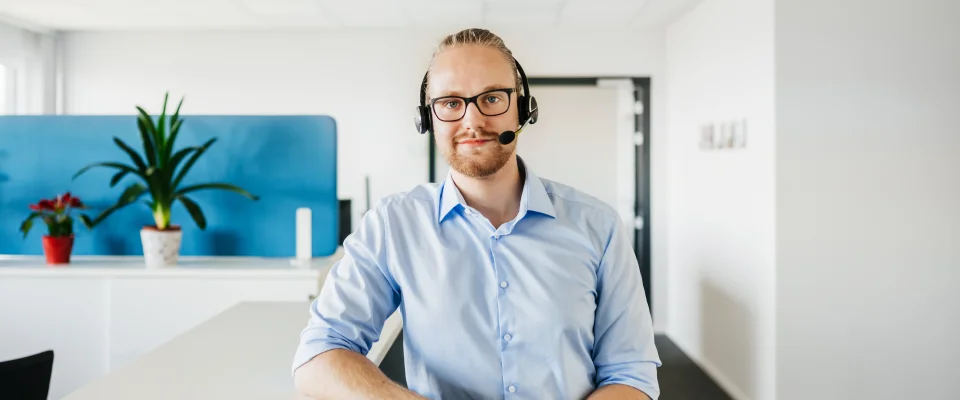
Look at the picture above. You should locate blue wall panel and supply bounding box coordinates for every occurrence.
[0,115,338,257]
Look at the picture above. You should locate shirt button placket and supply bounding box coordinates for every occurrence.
[493,236,508,289]
[491,234,515,395]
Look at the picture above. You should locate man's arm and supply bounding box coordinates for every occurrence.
[294,349,425,400]
[587,383,651,400]
[589,215,662,399]
[291,202,419,399]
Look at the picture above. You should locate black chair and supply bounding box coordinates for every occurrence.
[0,350,54,400]
[339,199,353,245]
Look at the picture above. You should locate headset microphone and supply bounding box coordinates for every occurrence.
[497,131,516,145]
[498,113,532,145]
[498,97,539,145]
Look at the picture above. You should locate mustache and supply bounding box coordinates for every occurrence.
[453,129,500,142]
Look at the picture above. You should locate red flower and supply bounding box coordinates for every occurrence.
[28,195,84,212]
[36,199,55,211]
[21,192,89,240]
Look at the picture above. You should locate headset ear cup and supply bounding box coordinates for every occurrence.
[416,105,432,134]
[528,96,539,124]
[517,95,528,125]
[414,106,422,133]
[417,71,431,134]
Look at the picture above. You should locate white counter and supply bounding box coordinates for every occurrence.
[0,250,348,399]
[62,301,404,400]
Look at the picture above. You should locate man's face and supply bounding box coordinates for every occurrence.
[427,45,519,178]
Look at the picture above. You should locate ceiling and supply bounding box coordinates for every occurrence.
[0,0,702,31]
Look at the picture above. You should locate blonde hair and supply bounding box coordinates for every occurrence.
[425,28,523,97]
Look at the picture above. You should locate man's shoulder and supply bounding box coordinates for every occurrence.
[538,177,620,221]
[372,182,440,214]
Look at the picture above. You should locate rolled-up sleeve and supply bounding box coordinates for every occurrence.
[592,216,662,399]
[292,203,401,375]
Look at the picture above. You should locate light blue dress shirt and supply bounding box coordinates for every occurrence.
[293,158,661,399]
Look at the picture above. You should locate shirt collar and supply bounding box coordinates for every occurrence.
[437,157,556,223]
[438,173,466,223]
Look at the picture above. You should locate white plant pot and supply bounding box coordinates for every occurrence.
[140,227,182,268]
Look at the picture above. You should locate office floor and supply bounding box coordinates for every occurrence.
[380,332,733,399]
[655,334,733,400]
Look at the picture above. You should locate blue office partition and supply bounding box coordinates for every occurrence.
[0,115,338,257]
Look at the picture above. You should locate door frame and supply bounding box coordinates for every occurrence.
[426,76,653,313]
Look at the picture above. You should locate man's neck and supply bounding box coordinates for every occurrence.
[452,156,524,228]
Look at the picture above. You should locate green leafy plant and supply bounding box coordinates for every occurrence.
[74,92,259,230]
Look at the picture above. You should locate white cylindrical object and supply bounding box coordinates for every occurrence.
[296,208,312,260]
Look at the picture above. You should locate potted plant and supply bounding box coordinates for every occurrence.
[74,92,259,268]
[19,192,88,265]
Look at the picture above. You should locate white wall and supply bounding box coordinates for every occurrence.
[61,27,672,331]
[775,0,960,399]
[0,21,57,114]
[665,0,775,398]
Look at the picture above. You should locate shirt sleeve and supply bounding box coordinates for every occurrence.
[291,203,401,375]
[592,215,662,399]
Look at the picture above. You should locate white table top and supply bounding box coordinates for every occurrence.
[62,301,404,400]
[0,248,344,279]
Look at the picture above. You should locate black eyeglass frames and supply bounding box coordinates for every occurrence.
[430,88,515,122]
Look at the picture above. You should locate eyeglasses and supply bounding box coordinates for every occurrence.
[430,88,515,122]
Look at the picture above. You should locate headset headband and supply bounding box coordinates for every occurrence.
[420,57,529,106]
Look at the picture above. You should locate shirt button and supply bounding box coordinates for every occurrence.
[508,385,516,393]
[500,281,508,288]
[504,334,512,341]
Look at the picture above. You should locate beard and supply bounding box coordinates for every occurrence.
[440,128,515,178]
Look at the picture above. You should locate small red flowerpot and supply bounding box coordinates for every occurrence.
[42,235,75,265]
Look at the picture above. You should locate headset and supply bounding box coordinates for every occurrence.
[415,57,539,145]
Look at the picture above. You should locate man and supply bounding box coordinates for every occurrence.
[292,28,661,400]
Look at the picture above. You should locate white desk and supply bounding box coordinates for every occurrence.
[63,301,404,400]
